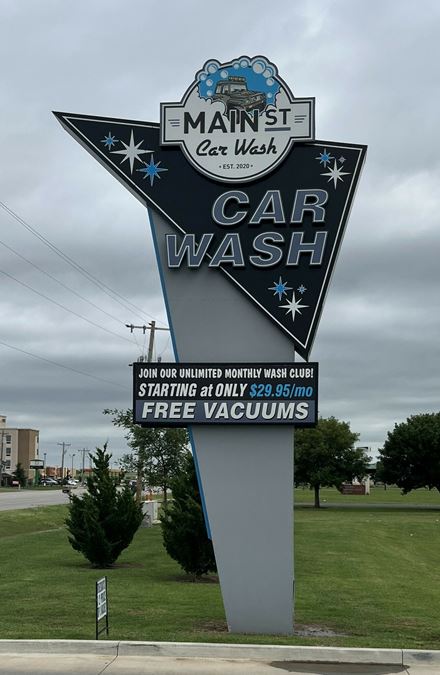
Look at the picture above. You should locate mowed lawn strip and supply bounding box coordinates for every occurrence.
[295,507,440,648]
[0,502,439,647]
[295,485,440,505]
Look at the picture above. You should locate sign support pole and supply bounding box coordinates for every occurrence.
[149,208,295,634]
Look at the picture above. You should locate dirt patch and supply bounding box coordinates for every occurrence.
[294,623,348,637]
[197,619,229,633]
[196,620,345,636]
[167,573,219,583]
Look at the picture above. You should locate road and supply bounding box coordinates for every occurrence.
[2,491,438,513]
[0,488,85,511]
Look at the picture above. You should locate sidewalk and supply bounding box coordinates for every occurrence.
[0,641,439,675]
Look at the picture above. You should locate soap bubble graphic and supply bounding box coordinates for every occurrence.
[195,56,283,112]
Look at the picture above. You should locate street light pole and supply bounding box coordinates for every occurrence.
[71,453,76,477]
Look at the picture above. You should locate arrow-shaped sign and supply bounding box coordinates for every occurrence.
[55,110,365,360]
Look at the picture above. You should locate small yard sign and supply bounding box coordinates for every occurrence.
[95,576,109,639]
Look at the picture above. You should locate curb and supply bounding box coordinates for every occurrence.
[118,642,402,665]
[0,640,439,666]
[0,640,118,656]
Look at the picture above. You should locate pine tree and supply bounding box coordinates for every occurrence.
[160,453,217,578]
[65,444,143,567]
[13,463,26,488]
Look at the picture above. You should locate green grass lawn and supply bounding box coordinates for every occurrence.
[0,502,439,647]
[295,485,440,505]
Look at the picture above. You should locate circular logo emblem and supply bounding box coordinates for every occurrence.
[161,55,315,183]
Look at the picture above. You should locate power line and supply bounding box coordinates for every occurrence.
[0,236,127,327]
[0,200,167,327]
[158,333,172,359]
[0,199,148,320]
[0,267,135,345]
[0,338,130,390]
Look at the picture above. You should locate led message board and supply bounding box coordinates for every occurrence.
[133,362,318,425]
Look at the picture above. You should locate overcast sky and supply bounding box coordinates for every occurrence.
[0,0,439,469]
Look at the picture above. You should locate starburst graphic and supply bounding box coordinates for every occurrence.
[137,154,168,186]
[316,148,334,167]
[297,284,307,294]
[111,130,152,173]
[321,159,350,189]
[268,276,292,301]
[279,292,309,322]
[101,132,118,149]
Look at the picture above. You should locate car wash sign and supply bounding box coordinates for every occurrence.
[55,55,366,361]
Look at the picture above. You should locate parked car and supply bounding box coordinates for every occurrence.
[39,477,59,486]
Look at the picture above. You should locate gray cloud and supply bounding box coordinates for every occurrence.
[1,0,439,467]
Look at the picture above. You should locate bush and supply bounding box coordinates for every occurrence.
[65,444,143,567]
[160,453,216,578]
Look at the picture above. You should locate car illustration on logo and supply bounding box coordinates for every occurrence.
[212,76,267,114]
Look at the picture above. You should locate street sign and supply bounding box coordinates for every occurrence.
[29,459,44,469]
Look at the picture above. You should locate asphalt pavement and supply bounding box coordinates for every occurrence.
[0,488,85,511]
[2,490,438,513]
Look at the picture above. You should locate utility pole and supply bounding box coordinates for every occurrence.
[125,321,169,363]
[57,442,70,481]
[80,448,87,483]
[126,321,170,503]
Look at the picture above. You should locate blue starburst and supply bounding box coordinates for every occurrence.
[268,276,292,301]
[101,132,118,149]
[137,155,168,186]
[315,149,334,167]
[297,284,307,294]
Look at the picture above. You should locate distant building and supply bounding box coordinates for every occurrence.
[0,415,39,481]
[45,466,58,479]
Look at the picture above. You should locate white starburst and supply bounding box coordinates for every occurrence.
[321,159,350,189]
[279,292,308,322]
[111,130,152,173]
